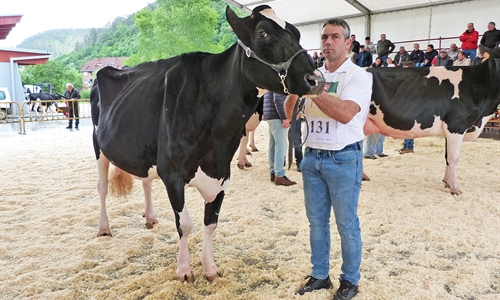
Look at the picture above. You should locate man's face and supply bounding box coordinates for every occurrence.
[488,23,494,31]
[426,46,432,52]
[414,44,420,51]
[321,24,350,62]
[440,51,447,58]
[450,44,457,51]
[381,34,386,41]
[467,23,474,31]
[351,35,356,41]
[399,47,405,54]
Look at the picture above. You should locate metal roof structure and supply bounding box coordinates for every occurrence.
[223,0,476,26]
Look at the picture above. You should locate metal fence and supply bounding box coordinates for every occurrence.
[0,99,91,134]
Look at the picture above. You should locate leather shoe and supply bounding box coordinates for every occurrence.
[363,155,377,160]
[296,275,333,295]
[333,280,358,300]
[399,148,414,154]
[274,176,296,186]
[66,126,72,129]
[270,174,275,182]
[377,153,388,157]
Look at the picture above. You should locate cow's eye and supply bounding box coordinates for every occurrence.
[258,31,268,38]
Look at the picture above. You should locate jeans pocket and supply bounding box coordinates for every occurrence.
[331,149,357,164]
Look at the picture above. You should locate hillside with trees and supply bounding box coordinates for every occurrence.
[19,0,243,95]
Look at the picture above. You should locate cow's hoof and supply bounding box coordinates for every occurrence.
[450,190,462,196]
[237,163,245,169]
[251,148,259,152]
[176,272,195,284]
[246,150,252,155]
[202,270,223,282]
[442,180,450,189]
[244,162,252,168]
[145,222,156,229]
[97,231,112,237]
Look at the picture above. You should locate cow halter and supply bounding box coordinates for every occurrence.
[237,39,307,94]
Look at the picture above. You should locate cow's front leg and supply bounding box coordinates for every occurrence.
[141,178,158,229]
[96,154,112,236]
[201,191,224,281]
[443,134,464,195]
[175,207,194,283]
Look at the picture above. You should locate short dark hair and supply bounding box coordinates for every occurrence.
[322,19,351,40]
[428,44,434,49]
[365,36,370,40]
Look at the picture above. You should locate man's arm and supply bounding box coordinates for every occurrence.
[310,92,360,124]
[284,94,299,121]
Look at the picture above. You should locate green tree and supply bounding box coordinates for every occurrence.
[20,60,82,93]
[128,0,224,65]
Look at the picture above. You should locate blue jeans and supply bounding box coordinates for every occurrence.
[403,139,414,150]
[416,62,425,67]
[364,133,385,156]
[302,142,363,285]
[267,119,288,177]
[461,49,476,61]
[292,118,303,165]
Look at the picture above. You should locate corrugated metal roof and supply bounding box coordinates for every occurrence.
[223,0,475,26]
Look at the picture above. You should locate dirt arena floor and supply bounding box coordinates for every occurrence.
[1,120,499,299]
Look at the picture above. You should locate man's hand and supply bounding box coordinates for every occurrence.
[282,119,291,128]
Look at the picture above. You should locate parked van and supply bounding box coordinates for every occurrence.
[0,87,13,120]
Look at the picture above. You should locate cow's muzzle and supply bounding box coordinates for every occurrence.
[304,70,325,97]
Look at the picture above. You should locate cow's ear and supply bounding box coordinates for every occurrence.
[286,22,301,41]
[226,6,245,40]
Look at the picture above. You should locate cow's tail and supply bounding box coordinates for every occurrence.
[108,164,134,197]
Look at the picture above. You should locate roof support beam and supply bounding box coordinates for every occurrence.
[344,0,371,15]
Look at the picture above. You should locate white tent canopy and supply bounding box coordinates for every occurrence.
[224,0,500,51]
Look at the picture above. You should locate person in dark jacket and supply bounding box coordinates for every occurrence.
[64,83,81,130]
[432,49,453,66]
[423,44,438,67]
[376,33,395,66]
[263,91,296,186]
[409,43,425,67]
[355,45,372,67]
[480,21,500,50]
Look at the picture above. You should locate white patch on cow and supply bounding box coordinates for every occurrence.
[256,87,268,98]
[187,167,228,203]
[368,103,447,138]
[464,115,493,141]
[426,67,463,99]
[259,8,286,29]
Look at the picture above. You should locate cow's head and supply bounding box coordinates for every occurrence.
[226,5,324,97]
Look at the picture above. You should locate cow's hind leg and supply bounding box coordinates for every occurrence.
[141,177,158,229]
[443,134,464,195]
[97,153,112,236]
[201,190,224,281]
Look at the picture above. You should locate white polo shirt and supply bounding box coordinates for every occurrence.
[304,59,372,151]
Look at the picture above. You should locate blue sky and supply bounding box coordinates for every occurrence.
[0,0,155,48]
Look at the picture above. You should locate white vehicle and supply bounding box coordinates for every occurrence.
[0,87,13,120]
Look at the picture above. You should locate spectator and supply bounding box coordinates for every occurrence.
[386,57,396,67]
[471,45,487,66]
[432,49,453,66]
[263,91,296,186]
[312,51,319,67]
[448,43,459,61]
[355,45,373,67]
[459,22,479,60]
[453,50,471,66]
[376,33,395,66]
[409,43,425,67]
[393,46,410,67]
[64,83,81,130]
[372,57,384,67]
[365,36,376,55]
[350,34,360,55]
[423,44,438,67]
[364,133,388,159]
[480,21,500,50]
[317,52,325,68]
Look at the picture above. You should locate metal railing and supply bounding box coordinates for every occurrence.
[0,99,91,134]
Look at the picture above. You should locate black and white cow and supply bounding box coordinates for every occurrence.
[90,5,323,283]
[26,93,61,120]
[364,47,500,195]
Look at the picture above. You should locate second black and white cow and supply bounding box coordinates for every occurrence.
[26,93,61,120]
[364,47,500,195]
[91,5,323,283]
